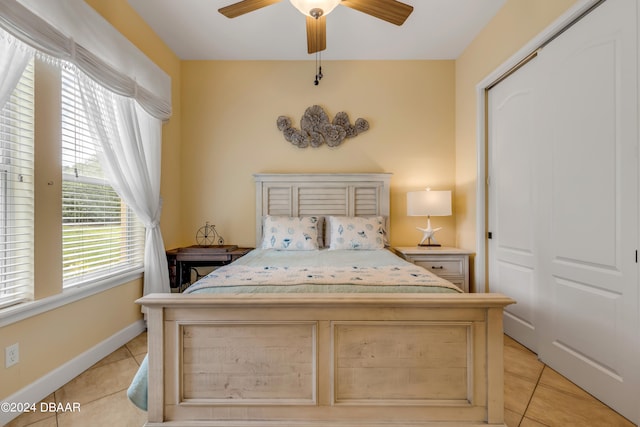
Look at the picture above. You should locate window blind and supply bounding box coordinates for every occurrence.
[0,60,34,309]
[61,67,145,287]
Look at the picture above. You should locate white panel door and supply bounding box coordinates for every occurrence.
[536,0,639,422]
[487,57,540,352]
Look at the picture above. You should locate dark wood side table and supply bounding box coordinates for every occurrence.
[166,245,252,292]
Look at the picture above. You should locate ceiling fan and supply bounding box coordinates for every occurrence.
[218,0,414,54]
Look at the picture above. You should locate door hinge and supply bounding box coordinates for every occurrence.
[636,250,638,263]
[488,232,493,239]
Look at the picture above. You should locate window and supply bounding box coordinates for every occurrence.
[0,60,34,309]
[61,67,144,287]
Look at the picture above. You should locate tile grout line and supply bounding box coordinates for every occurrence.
[518,364,547,426]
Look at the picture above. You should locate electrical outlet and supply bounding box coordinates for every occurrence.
[5,343,19,368]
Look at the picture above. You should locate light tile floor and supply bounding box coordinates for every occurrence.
[6,332,637,427]
[503,335,635,427]
[5,333,148,427]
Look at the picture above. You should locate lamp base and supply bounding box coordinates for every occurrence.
[416,217,442,247]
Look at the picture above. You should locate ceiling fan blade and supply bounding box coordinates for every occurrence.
[341,0,413,25]
[218,0,282,18]
[306,15,326,54]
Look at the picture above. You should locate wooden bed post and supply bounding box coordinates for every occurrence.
[486,306,505,424]
[146,306,164,423]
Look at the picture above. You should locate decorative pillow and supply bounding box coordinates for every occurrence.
[327,216,386,250]
[261,216,320,250]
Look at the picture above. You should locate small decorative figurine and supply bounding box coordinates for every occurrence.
[195,221,225,246]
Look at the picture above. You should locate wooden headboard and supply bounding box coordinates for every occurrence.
[254,173,392,247]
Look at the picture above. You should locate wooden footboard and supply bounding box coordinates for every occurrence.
[138,293,514,427]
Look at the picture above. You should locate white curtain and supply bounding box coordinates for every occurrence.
[0,0,171,121]
[78,74,170,295]
[0,28,32,110]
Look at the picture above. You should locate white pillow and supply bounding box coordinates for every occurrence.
[261,216,320,250]
[327,216,386,250]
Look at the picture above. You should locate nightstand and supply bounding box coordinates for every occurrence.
[393,246,473,292]
[166,245,252,292]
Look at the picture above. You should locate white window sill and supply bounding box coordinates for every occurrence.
[0,269,143,328]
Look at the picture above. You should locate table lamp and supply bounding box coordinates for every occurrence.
[406,188,452,246]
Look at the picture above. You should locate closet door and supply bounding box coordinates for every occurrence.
[536,0,639,422]
[487,56,540,352]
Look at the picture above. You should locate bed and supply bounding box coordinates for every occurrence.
[134,173,514,426]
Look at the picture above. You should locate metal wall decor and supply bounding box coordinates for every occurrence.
[277,105,369,148]
[195,221,225,246]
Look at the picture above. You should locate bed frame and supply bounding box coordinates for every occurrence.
[138,173,514,426]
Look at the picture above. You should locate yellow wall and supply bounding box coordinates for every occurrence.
[181,60,456,247]
[454,0,578,290]
[1,281,143,398]
[85,0,184,249]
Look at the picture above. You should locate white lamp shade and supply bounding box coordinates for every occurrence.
[407,190,452,217]
[289,0,341,16]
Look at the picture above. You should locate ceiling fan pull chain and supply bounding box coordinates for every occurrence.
[314,29,319,85]
[314,14,323,86]
[314,53,319,85]
[316,52,323,83]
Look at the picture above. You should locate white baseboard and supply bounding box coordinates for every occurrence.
[0,319,146,426]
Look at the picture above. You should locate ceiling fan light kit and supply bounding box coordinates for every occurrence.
[289,0,341,17]
[218,0,413,85]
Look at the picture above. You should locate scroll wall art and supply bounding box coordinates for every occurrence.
[277,105,369,148]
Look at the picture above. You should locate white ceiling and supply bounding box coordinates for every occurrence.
[127,0,506,60]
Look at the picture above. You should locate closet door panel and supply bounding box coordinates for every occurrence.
[487,56,540,351]
[552,276,620,368]
[536,0,639,421]
[550,40,617,269]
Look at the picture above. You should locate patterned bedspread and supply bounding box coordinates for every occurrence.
[185,248,462,294]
